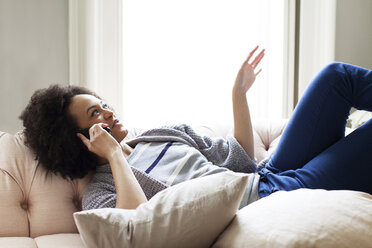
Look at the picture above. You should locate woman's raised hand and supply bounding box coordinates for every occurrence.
[77,123,121,161]
[233,46,265,95]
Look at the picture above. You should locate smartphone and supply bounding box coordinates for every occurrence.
[78,126,111,139]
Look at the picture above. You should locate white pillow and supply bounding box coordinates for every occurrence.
[213,189,372,248]
[74,171,249,248]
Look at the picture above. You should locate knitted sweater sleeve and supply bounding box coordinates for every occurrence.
[82,166,168,210]
[82,170,117,210]
[172,124,257,173]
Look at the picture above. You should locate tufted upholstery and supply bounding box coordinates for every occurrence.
[0,120,287,247]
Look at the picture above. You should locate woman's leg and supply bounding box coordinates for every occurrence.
[266,62,372,173]
[259,118,372,197]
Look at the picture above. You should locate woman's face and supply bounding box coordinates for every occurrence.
[68,94,128,143]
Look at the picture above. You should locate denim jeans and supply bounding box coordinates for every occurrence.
[258,62,372,198]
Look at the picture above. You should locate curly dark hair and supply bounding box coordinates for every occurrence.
[19,84,101,180]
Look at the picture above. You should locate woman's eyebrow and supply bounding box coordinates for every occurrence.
[86,101,103,114]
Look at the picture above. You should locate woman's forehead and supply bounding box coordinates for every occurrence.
[72,94,100,106]
[68,94,100,116]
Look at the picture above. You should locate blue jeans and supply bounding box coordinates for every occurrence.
[258,62,372,198]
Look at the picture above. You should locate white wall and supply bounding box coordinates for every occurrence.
[0,0,69,134]
[335,0,372,70]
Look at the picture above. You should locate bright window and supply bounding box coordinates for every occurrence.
[122,0,285,128]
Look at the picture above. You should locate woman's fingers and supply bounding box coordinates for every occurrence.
[255,68,262,76]
[77,123,109,148]
[251,49,265,68]
[90,123,109,136]
[244,46,265,73]
[245,45,259,63]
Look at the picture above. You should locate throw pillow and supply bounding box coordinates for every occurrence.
[74,171,249,248]
[213,188,372,248]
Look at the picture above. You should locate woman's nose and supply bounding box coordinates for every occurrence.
[103,109,114,120]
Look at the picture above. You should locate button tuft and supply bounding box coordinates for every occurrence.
[73,197,81,210]
[20,202,28,210]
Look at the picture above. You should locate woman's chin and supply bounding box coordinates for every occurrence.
[112,127,128,143]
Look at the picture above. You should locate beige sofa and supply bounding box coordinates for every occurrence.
[1,119,372,248]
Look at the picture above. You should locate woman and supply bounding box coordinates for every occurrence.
[20,46,372,210]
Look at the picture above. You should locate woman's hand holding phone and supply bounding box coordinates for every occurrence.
[78,124,147,209]
[77,123,122,161]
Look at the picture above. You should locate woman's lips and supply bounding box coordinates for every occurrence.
[112,119,119,128]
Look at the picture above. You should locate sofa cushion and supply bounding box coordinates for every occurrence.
[0,237,37,248]
[74,171,248,248]
[0,234,84,248]
[34,233,84,248]
[0,132,92,238]
[0,132,30,237]
[213,189,372,248]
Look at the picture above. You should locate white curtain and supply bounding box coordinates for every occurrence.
[69,0,123,116]
[122,0,285,128]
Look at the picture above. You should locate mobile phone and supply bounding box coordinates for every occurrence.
[78,126,111,139]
